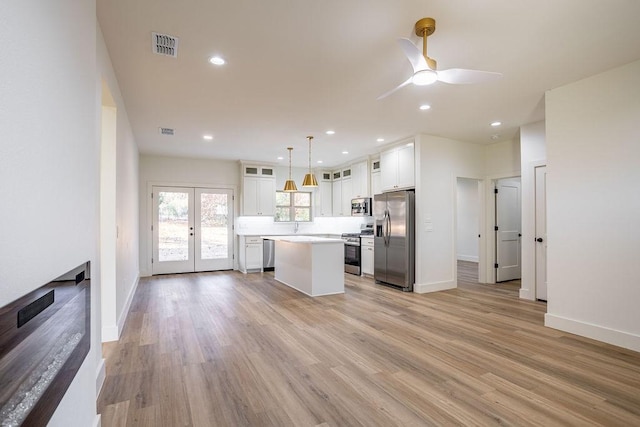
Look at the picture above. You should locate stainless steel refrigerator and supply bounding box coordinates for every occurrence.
[374,190,415,291]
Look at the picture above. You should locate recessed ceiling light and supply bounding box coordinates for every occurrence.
[342,151,349,154]
[203,135,213,140]
[209,56,225,65]
[419,104,431,110]
[377,138,385,142]
[491,121,502,127]
[326,130,335,135]
[491,134,500,140]
[277,156,284,160]
[406,142,414,147]
[317,160,323,164]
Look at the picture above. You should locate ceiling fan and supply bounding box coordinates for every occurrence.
[378,17,502,100]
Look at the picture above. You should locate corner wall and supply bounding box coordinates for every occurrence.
[545,60,640,351]
[0,2,100,425]
[519,120,546,300]
[97,25,140,342]
[414,134,485,293]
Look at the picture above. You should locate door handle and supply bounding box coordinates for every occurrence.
[536,237,543,242]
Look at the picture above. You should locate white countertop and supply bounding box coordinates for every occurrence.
[261,235,344,244]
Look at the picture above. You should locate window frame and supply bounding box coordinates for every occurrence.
[274,191,313,222]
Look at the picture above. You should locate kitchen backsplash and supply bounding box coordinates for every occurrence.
[236,216,373,236]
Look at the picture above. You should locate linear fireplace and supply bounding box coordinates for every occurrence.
[0,262,91,427]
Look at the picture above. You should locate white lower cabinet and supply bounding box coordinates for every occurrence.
[239,236,263,273]
[361,237,374,276]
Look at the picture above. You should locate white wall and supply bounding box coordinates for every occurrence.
[545,60,640,351]
[456,178,480,262]
[0,2,100,426]
[414,134,485,293]
[97,26,140,342]
[519,120,546,299]
[485,137,521,178]
[139,155,240,276]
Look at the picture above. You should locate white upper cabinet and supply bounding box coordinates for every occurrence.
[341,174,353,215]
[315,171,333,217]
[380,142,415,191]
[244,165,275,177]
[351,160,369,198]
[371,159,381,196]
[242,164,276,216]
[331,171,343,216]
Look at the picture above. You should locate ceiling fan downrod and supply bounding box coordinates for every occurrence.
[415,17,437,70]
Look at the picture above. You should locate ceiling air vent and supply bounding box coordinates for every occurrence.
[159,127,174,136]
[152,32,179,58]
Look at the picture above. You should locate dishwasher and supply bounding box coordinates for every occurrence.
[263,239,275,271]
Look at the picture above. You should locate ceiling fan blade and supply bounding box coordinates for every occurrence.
[377,77,413,100]
[437,68,502,84]
[397,38,428,73]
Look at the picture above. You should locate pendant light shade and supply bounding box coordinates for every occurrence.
[283,147,297,192]
[301,136,318,188]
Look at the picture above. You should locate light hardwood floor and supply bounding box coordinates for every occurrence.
[98,262,640,426]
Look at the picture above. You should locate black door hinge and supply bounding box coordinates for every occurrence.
[494,263,499,268]
[494,226,499,231]
[494,188,498,194]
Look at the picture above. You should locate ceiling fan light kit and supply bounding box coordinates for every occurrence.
[377,17,502,99]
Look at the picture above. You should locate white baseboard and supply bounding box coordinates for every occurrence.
[545,313,640,352]
[101,275,139,342]
[414,280,456,294]
[116,275,139,335]
[457,255,479,262]
[96,358,106,397]
[102,324,119,342]
[519,287,535,300]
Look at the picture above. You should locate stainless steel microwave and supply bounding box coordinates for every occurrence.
[351,197,372,216]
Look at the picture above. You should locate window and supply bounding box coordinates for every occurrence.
[275,191,312,222]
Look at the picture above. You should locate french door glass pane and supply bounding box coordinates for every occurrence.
[158,191,189,262]
[200,193,228,259]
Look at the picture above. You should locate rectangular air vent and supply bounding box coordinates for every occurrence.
[152,32,179,58]
[159,127,174,135]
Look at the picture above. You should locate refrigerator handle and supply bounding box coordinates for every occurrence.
[385,210,391,246]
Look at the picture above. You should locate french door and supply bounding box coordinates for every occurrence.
[152,186,233,275]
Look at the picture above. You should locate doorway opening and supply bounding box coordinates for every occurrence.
[456,178,482,283]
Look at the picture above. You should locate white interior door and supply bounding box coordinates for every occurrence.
[153,186,234,275]
[495,178,522,282]
[535,166,548,301]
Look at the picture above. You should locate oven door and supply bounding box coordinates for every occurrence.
[344,242,361,275]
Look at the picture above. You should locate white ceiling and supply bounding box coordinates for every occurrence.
[97,0,640,168]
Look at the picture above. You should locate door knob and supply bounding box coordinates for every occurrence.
[536,237,543,242]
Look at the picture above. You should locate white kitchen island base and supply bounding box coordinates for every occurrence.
[264,236,344,297]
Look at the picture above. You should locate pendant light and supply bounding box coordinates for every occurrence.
[283,147,298,192]
[301,136,318,187]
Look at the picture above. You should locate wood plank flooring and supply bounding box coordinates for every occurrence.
[98,262,640,426]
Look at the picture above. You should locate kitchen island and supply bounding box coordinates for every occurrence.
[261,235,345,296]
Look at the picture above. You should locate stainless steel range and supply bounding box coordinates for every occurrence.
[341,233,361,275]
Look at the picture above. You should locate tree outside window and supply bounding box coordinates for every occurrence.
[275,191,312,222]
